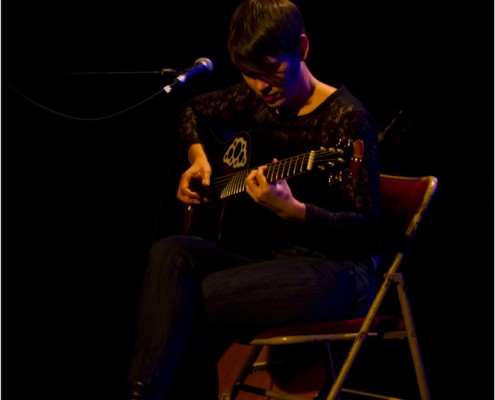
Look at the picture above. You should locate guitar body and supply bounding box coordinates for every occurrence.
[183,129,254,242]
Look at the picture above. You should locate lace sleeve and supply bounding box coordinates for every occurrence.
[177,82,255,151]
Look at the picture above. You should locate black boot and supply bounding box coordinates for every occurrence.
[129,381,148,400]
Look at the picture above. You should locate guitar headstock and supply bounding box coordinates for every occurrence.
[315,138,364,182]
[348,139,364,173]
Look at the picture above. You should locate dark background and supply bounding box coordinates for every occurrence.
[2,1,494,399]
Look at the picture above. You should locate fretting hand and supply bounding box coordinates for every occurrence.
[245,159,306,221]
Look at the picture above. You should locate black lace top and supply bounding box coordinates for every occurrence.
[178,82,381,260]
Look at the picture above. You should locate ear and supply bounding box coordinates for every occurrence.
[297,34,310,61]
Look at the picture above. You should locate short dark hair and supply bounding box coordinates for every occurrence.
[227,0,305,73]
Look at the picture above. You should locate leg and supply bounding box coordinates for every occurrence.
[203,255,374,339]
[127,235,251,400]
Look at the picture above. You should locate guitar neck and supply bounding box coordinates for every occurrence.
[216,150,316,199]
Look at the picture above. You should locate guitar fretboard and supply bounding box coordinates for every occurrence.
[217,150,317,199]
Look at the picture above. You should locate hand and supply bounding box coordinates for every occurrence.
[245,159,306,221]
[177,159,212,205]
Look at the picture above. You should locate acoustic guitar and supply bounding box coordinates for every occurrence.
[182,129,364,242]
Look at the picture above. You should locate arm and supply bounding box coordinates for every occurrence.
[175,83,253,205]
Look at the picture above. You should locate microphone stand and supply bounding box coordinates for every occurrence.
[65,68,182,95]
[65,68,178,76]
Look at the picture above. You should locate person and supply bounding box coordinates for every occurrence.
[127,0,381,398]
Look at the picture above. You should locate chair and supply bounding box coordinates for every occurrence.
[219,173,438,400]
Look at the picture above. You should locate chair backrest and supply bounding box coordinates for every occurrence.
[379,174,438,275]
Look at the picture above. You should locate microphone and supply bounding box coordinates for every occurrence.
[163,57,214,93]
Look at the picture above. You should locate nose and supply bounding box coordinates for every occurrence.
[254,77,271,93]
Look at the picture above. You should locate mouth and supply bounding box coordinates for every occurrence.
[261,94,279,104]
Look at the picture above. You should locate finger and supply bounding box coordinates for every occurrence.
[255,169,268,185]
[179,185,201,200]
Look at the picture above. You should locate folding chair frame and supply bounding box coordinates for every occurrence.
[220,174,438,400]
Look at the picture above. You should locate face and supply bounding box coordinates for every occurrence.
[241,53,302,109]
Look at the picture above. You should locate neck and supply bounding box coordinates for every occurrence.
[279,65,332,117]
[289,66,315,113]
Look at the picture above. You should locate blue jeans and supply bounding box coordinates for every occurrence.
[128,234,377,399]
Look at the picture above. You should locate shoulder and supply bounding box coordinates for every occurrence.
[186,81,257,109]
[317,84,378,133]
